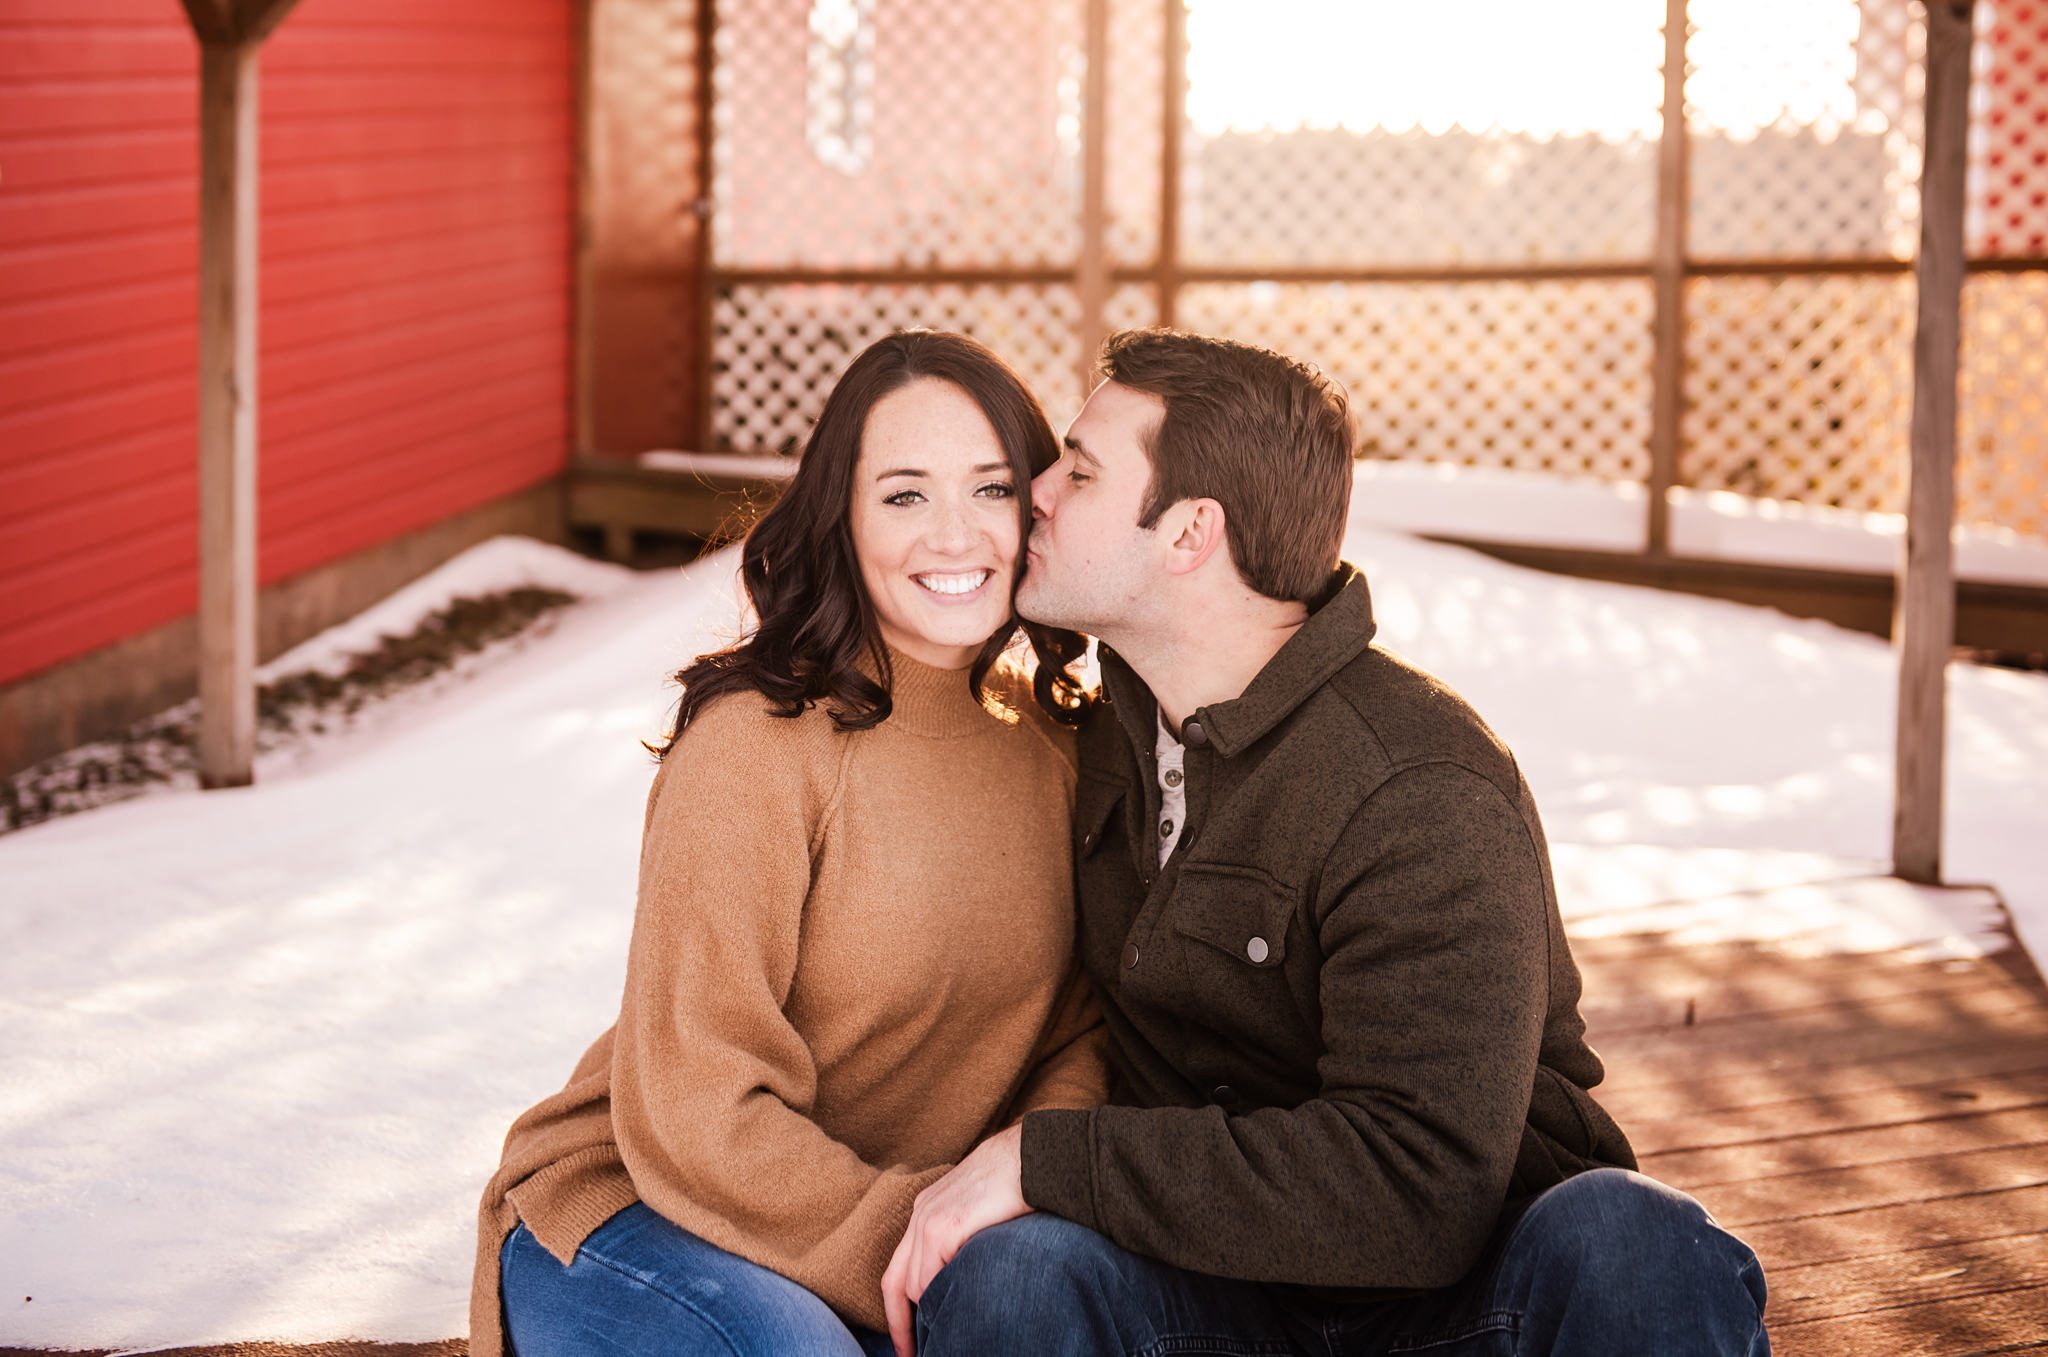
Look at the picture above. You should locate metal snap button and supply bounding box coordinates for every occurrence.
[1122,942,1140,969]
[1246,936,1269,963]
[1183,720,1208,747]
[1211,1085,1237,1105]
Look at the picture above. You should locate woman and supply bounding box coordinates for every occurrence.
[471,331,1105,1357]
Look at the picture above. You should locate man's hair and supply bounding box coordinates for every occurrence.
[1099,328,1354,603]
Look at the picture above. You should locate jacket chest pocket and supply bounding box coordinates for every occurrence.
[1169,863,1297,969]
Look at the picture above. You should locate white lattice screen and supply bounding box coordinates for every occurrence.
[1182,280,1652,480]
[699,0,2048,545]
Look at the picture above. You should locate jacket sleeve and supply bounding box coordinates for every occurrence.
[999,958,1110,1123]
[608,701,946,1331]
[1020,761,1550,1290]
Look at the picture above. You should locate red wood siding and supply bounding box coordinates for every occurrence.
[0,0,574,688]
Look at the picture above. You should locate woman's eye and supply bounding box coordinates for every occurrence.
[976,482,1015,499]
[883,489,924,507]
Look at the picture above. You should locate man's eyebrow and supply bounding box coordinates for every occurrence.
[1062,435,1101,468]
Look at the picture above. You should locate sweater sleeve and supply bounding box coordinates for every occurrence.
[999,958,1110,1123]
[607,699,947,1331]
[1020,761,1550,1291]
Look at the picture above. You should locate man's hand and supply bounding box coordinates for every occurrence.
[882,1121,1031,1357]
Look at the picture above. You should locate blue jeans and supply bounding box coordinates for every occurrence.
[915,1169,1770,1356]
[500,1202,896,1357]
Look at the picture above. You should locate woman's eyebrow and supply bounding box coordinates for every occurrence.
[973,461,1010,474]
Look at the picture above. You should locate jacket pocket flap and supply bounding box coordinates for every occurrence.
[1170,864,1296,967]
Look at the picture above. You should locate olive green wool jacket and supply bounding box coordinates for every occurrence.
[1018,562,1635,1298]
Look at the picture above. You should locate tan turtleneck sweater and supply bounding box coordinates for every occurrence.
[470,651,1105,1348]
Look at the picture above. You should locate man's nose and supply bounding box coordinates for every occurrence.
[1029,465,1058,521]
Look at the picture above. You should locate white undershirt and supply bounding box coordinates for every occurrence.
[1154,706,1187,869]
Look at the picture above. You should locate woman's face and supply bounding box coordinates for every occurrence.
[849,377,1022,671]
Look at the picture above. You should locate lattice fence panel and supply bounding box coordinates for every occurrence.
[1959,271,2048,538]
[1681,274,1915,509]
[713,285,1084,451]
[1687,0,1923,259]
[1178,281,1652,479]
[712,0,1083,268]
[1184,128,1657,267]
[1970,0,2048,256]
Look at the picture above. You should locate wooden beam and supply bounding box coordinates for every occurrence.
[692,0,718,451]
[1893,1,1976,884]
[1646,0,1690,556]
[1154,0,1185,328]
[179,0,303,46]
[1074,0,1110,394]
[195,39,260,789]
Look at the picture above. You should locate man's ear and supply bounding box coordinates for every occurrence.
[1156,497,1228,578]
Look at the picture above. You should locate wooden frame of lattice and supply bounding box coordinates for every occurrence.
[654,0,2048,545]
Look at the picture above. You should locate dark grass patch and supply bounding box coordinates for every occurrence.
[2,587,579,836]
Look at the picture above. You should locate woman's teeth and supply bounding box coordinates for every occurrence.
[915,570,992,596]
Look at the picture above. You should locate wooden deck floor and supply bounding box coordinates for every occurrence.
[1575,932,2048,1355]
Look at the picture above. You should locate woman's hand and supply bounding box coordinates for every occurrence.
[882,1122,1032,1357]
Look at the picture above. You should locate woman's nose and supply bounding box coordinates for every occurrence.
[926,499,976,551]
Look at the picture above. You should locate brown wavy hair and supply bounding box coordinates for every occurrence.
[655,330,1090,755]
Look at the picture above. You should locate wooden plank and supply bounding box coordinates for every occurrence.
[1738,1183,2048,1268]
[1582,956,2019,1035]
[1645,0,1687,555]
[1770,1282,2048,1357]
[194,37,259,791]
[1644,1106,2048,1190]
[1618,1069,2048,1153]
[1600,1035,2048,1123]
[1766,1230,2048,1325]
[1432,537,2048,654]
[1690,1142,2048,1228]
[1892,0,1975,883]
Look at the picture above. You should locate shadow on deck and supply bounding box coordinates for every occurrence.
[1575,932,2048,1355]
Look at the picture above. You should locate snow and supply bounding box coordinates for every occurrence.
[3,497,2047,1349]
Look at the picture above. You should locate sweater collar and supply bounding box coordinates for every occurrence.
[1101,563,1378,758]
[879,645,1007,739]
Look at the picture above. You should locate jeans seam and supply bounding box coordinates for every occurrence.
[1136,1338,1297,1356]
[568,1234,751,1357]
[1385,1308,1520,1353]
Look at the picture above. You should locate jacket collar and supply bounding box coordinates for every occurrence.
[1100,562,1378,759]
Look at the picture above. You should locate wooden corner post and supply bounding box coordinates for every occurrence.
[195,38,261,789]
[1893,1,1975,883]
[1075,0,1110,396]
[181,0,303,790]
[1646,0,1690,557]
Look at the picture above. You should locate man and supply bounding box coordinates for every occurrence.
[879,329,1770,1355]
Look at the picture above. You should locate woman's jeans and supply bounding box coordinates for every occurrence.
[915,1169,1769,1357]
[500,1202,895,1357]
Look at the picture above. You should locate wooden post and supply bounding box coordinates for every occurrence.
[692,0,718,452]
[1893,1,1975,884]
[1646,0,1689,556]
[1155,0,1185,329]
[195,39,261,789]
[180,0,303,790]
[1075,0,1110,393]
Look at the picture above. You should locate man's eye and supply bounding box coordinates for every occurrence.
[1068,470,1090,484]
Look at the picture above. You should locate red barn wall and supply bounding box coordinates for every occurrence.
[0,0,575,690]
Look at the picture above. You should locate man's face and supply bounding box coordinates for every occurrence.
[1015,380,1164,636]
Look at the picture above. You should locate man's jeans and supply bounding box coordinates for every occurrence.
[916,1169,1770,1356]
[499,1202,895,1357]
